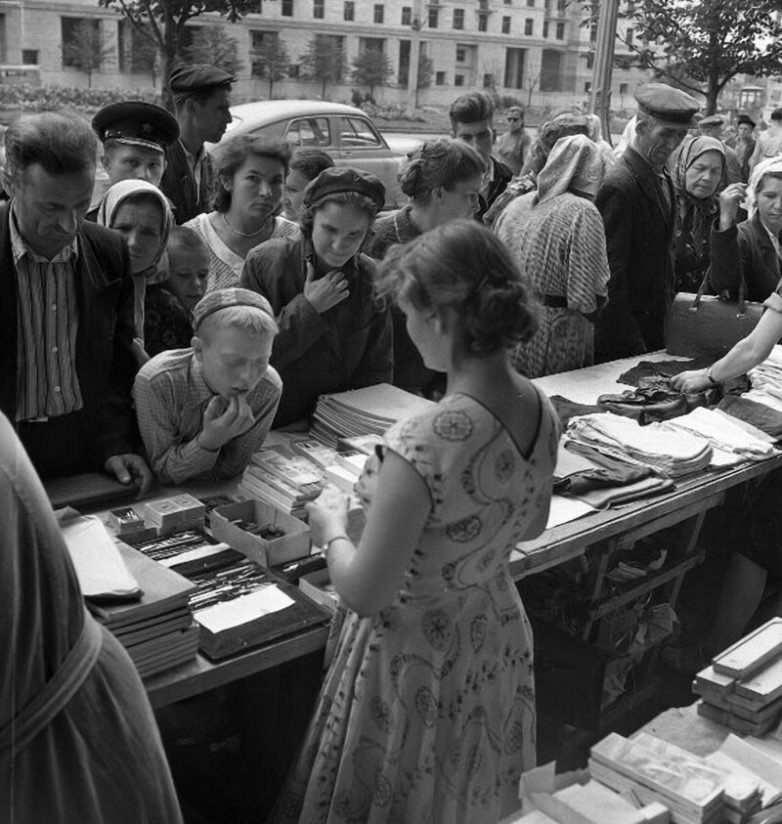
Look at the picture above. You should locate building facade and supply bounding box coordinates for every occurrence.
[0,0,651,110]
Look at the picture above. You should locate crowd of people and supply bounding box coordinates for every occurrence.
[5,65,782,824]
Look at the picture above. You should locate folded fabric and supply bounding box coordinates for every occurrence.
[718,395,782,439]
[570,476,675,508]
[554,441,654,494]
[549,395,602,428]
[566,412,713,478]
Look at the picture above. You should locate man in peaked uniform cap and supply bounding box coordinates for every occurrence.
[595,82,700,361]
[160,65,235,224]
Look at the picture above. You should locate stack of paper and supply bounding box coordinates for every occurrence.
[310,383,434,447]
[144,493,206,533]
[694,619,782,737]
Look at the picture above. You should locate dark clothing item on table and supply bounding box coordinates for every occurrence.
[144,283,194,358]
[549,395,601,428]
[710,212,781,303]
[0,412,183,823]
[618,356,715,386]
[161,139,215,225]
[0,203,138,478]
[595,147,677,362]
[241,235,393,427]
[718,395,782,440]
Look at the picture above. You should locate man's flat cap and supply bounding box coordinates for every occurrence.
[303,167,385,212]
[92,102,179,152]
[169,64,235,95]
[738,114,757,128]
[634,83,700,125]
[699,114,724,128]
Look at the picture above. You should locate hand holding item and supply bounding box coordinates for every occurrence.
[198,395,256,451]
[305,484,350,548]
[718,182,748,229]
[671,368,714,394]
[303,260,350,314]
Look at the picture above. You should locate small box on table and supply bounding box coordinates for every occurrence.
[298,568,338,614]
[210,499,311,567]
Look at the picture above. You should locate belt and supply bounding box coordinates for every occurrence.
[0,609,103,755]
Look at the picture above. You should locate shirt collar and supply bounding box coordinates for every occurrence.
[9,201,79,265]
[301,235,360,281]
[761,219,782,260]
[181,140,205,170]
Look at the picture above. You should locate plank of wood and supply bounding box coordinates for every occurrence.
[713,619,782,679]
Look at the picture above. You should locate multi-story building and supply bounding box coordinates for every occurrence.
[0,0,651,109]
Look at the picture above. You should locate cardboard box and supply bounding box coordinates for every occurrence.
[298,568,338,614]
[210,499,311,567]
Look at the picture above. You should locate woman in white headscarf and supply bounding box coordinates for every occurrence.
[97,179,174,364]
[494,134,610,377]
[709,155,782,302]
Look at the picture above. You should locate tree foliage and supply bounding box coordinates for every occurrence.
[351,49,393,99]
[97,0,258,108]
[301,35,348,99]
[62,20,115,88]
[185,26,244,77]
[416,54,434,91]
[251,33,289,98]
[594,0,782,114]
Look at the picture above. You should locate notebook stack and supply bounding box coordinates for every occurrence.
[310,383,434,448]
[693,619,782,737]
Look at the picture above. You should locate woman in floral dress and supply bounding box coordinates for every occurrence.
[272,220,560,824]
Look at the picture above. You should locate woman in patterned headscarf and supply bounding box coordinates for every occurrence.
[669,135,727,293]
[494,134,610,377]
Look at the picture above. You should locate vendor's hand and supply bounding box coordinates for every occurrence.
[104,453,153,495]
[303,261,349,314]
[305,485,350,547]
[199,395,256,451]
[671,369,713,394]
[718,182,747,229]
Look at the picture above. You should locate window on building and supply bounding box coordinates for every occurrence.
[0,15,6,63]
[557,0,566,10]
[527,0,534,5]
[502,16,511,34]
[374,4,384,24]
[504,47,525,89]
[118,19,153,73]
[543,20,549,37]
[540,47,562,91]
[478,13,488,32]
[626,27,634,46]
[556,21,565,39]
[619,82,628,94]
[483,73,494,88]
[505,0,513,4]
[584,81,592,93]
[313,0,324,20]
[456,46,466,63]
[288,63,300,77]
[401,6,411,25]
[22,49,38,64]
[359,37,385,53]
[435,71,446,85]
[428,8,439,28]
[524,18,533,35]
[479,0,489,8]
[398,39,410,86]
[454,73,465,87]
[585,52,594,69]
[344,1,354,21]
[281,0,293,16]
[453,8,464,29]
[61,17,101,69]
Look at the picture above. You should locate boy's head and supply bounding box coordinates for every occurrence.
[449,91,495,165]
[166,226,210,312]
[192,289,278,399]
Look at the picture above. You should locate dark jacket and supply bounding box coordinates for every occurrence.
[161,140,215,225]
[241,236,393,427]
[476,157,514,222]
[595,147,676,361]
[710,212,781,303]
[0,204,138,465]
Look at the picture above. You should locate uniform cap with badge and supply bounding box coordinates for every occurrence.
[92,102,180,154]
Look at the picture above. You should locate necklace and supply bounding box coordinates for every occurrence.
[221,211,272,238]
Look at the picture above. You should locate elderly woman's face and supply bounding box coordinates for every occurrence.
[684,150,723,199]
[228,155,285,221]
[757,176,782,230]
[311,202,371,269]
[111,200,164,275]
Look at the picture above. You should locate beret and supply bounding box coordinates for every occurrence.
[193,288,274,331]
[737,114,756,127]
[92,102,179,152]
[699,115,724,128]
[302,166,385,211]
[169,64,235,95]
[634,82,700,125]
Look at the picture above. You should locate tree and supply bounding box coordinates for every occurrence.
[124,23,160,86]
[251,33,289,98]
[580,0,782,115]
[62,19,115,88]
[97,0,259,109]
[185,26,244,77]
[351,49,393,102]
[415,53,434,108]
[301,35,348,99]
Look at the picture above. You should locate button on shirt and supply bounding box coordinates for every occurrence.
[10,207,83,422]
[133,348,283,484]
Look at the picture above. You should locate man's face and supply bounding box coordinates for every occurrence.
[635,116,688,171]
[506,113,523,134]
[194,325,272,399]
[102,143,166,187]
[452,118,494,164]
[8,162,94,258]
[738,123,753,139]
[192,89,232,144]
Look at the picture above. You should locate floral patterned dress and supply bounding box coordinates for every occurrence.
[272,391,560,824]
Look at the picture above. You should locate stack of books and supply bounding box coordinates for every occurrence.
[310,383,434,447]
[239,447,324,518]
[527,780,668,824]
[693,619,782,737]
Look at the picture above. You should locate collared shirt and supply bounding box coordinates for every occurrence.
[133,348,282,485]
[182,142,206,191]
[761,219,782,262]
[10,205,83,422]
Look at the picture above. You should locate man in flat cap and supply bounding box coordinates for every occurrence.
[735,114,756,182]
[698,114,741,183]
[595,82,699,361]
[160,64,235,224]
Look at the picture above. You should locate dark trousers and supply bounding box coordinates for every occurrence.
[16,411,96,479]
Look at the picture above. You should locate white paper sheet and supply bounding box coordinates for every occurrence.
[545,494,597,529]
[194,584,295,633]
